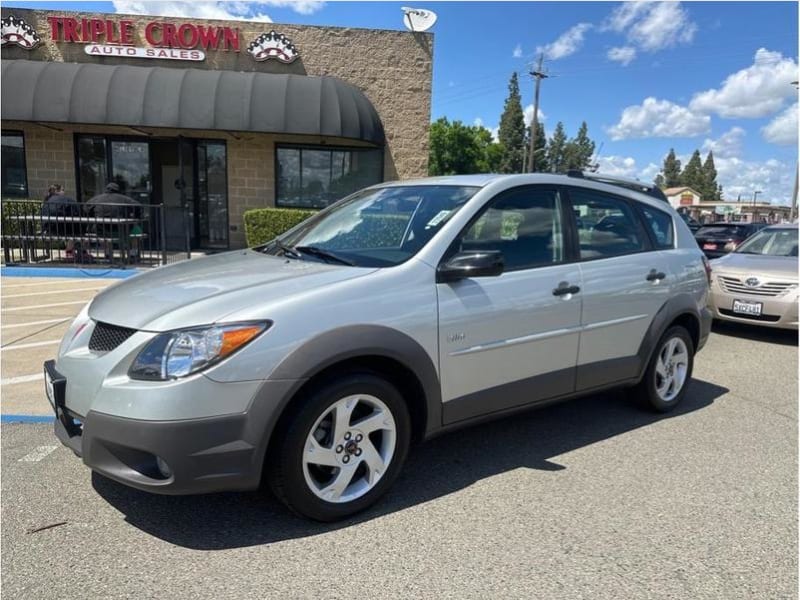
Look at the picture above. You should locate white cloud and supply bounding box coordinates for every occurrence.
[113,1,325,20]
[714,156,794,204]
[595,156,638,178]
[690,48,799,118]
[523,105,546,127]
[473,117,484,127]
[607,46,636,66]
[701,127,746,159]
[113,1,271,20]
[512,44,523,58]
[490,126,500,142]
[639,162,661,182]
[608,97,710,140]
[762,103,799,145]
[536,23,592,61]
[604,1,697,52]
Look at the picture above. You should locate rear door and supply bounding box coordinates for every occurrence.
[437,185,582,424]
[566,187,673,391]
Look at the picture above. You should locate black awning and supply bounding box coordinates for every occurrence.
[1,60,385,145]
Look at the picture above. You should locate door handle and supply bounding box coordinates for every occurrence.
[646,269,666,282]
[553,282,581,296]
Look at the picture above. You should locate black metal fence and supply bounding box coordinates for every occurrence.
[1,199,189,267]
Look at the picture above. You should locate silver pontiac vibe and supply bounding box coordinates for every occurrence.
[46,173,711,521]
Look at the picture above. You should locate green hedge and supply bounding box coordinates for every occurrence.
[2,199,43,237]
[243,208,317,246]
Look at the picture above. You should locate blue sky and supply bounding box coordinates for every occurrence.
[7,1,799,203]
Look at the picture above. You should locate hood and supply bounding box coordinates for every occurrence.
[710,253,799,281]
[88,250,376,330]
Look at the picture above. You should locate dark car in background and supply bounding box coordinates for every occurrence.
[678,212,702,233]
[694,223,767,258]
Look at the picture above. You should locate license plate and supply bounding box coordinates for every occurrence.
[703,243,717,250]
[732,299,763,316]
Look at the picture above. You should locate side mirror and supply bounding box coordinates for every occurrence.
[436,250,504,283]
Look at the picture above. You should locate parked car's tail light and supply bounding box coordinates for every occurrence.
[129,321,271,381]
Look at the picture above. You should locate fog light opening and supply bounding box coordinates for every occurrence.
[155,456,172,479]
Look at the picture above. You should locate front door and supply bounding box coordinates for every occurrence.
[437,185,582,425]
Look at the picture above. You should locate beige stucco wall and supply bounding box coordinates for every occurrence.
[1,7,433,247]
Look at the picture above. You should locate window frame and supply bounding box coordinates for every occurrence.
[561,185,655,263]
[274,142,385,209]
[440,184,576,273]
[1,130,29,198]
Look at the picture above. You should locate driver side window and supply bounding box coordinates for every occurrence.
[460,187,565,271]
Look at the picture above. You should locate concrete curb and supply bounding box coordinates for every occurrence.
[1,266,142,279]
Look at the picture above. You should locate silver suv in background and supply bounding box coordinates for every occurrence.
[46,173,711,521]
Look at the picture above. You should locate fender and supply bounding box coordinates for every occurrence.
[635,292,710,381]
[267,324,442,435]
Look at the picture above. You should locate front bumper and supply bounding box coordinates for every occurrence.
[53,378,303,495]
[708,287,799,330]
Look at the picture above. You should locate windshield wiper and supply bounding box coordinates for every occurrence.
[294,246,355,266]
[273,239,303,260]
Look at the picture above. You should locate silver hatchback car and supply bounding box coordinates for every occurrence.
[46,173,711,521]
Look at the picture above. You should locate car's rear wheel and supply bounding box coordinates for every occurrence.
[636,325,694,413]
[269,372,410,521]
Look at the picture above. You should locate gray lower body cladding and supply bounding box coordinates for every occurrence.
[54,379,302,495]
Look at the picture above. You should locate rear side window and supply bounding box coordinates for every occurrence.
[460,187,565,271]
[640,205,674,249]
[569,189,646,259]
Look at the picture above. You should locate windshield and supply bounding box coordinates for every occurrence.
[735,228,798,257]
[696,225,749,237]
[258,185,479,267]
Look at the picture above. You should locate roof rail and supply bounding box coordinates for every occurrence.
[566,170,668,203]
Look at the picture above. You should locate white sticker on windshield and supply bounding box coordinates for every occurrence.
[426,210,452,229]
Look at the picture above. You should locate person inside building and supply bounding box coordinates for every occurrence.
[40,184,82,259]
[86,182,143,262]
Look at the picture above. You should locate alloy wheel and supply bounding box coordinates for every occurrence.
[654,337,689,402]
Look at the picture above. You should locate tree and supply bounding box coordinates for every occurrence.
[654,173,666,188]
[681,150,704,193]
[701,151,720,201]
[530,120,549,173]
[428,117,502,175]
[662,149,682,187]
[497,72,526,173]
[546,121,568,173]
[563,121,596,172]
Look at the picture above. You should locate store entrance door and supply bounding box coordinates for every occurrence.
[149,138,229,251]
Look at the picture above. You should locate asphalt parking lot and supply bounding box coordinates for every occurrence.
[1,275,797,599]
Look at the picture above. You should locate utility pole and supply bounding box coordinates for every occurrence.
[527,54,548,173]
[790,163,798,222]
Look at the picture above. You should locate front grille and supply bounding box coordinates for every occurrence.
[88,322,137,352]
[718,276,796,297]
[718,309,781,322]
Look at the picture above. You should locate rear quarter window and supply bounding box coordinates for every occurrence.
[639,205,674,249]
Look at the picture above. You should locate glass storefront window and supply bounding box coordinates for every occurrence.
[197,141,228,248]
[2,132,28,197]
[111,141,151,203]
[276,145,383,209]
[77,136,108,201]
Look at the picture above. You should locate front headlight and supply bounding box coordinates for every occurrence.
[129,322,270,381]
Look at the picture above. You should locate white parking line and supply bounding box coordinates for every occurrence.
[2,300,87,312]
[18,445,58,462]
[1,280,110,289]
[3,287,103,299]
[1,318,70,329]
[1,373,44,385]
[1,340,61,351]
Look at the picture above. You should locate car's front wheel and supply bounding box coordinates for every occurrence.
[269,372,411,521]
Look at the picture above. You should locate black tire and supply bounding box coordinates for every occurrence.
[635,325,695,413]
[268,372,411,522]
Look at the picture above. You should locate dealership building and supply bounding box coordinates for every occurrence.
[0,8,433,250]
